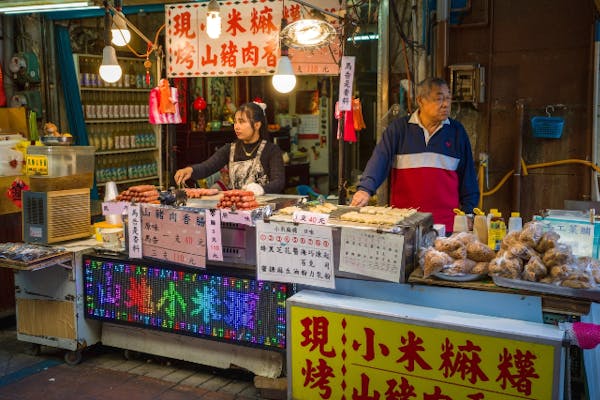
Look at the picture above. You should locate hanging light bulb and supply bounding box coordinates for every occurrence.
[111,11,131,46]
[99,7,122,83]
[272,53,296,94]
[206,0,221,39]
[273,17,296,94]
[99,45,122,83]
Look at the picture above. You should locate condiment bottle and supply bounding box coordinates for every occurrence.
[452,208,468,233]
[487,211,506,251]
[472,207,488,244]
[508,211,523,233]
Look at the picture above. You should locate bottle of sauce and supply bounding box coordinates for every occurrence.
[472,208,488,244]
[487,211,506,251]
[508,211,523,233]
[452,208,468,233]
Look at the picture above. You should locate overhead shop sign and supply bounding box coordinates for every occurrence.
[166,0,341,77]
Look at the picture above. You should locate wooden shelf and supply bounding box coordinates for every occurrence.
[96,147,158,155]
[85,119,148,123]
[97,176,159,187]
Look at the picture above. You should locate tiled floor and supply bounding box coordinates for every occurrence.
[0,317,278,400]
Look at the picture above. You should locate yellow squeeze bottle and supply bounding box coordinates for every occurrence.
[487,211,506,251]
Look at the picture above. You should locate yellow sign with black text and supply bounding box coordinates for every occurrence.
[290,306,558,399]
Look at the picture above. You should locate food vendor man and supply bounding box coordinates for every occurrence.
[350,77,479,232]
[174,101,285,195]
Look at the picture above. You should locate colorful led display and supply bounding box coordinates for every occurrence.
[83,256,290,350]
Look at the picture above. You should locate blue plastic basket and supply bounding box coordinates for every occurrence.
[531,116,565,139]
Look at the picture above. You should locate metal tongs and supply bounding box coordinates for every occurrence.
[174,183,188,207]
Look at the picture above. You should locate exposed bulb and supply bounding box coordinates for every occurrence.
[99,45,122,83]
[272,55,296,93]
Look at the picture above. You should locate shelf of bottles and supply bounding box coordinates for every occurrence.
[75,53,162,191]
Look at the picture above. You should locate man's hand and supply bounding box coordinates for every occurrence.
[350,190,370,207]
[174,167,193,186]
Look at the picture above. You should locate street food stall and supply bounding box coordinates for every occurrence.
[3,175,600,397]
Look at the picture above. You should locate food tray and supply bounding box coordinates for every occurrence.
[492,276,600,302]
[41,135,73,146]
[0,252,72,271]
[0,242,71,271]
[433,272,487,282]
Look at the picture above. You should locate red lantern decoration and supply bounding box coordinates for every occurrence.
[193,97,207,111]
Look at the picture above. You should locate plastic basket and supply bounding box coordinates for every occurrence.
[531,116,565,139]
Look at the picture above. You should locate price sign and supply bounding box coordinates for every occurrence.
[141,205,206,268]
[292,210,329,226]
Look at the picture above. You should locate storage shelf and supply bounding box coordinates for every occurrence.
[80,87,150,92]
[96,176,159,187]
[85,119,149,123]
[96,147,158,156]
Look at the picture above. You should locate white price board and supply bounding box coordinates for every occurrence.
[256,220,334,288]
[339,227,404,282]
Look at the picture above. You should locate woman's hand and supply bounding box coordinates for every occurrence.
[243,182,265,196]
[350,190,370,207]
[174,167,193,186]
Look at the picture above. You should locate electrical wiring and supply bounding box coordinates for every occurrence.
[477,157,600,209]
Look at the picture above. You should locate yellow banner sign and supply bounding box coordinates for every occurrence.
[290,305,558,399]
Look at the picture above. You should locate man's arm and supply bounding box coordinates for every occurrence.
[356,119,403,195]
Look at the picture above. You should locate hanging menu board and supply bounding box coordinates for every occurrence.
[141,205,206,268]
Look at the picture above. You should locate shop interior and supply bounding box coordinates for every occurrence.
[37,2,381,202]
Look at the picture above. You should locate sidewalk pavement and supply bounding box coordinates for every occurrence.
[0,317,278,400]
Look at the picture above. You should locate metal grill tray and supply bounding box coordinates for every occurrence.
[492,275,600,302]
[269,206,432,232]
[433,272,488,282]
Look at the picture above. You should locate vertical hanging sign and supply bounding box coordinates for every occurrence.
[127,203,142,259]
[337,56,355,111]
[205,208,223,261]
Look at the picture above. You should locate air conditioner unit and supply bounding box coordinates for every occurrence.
[22,188,91,244]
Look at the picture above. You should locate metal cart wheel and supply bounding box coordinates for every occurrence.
[123,349,140,360]
[64,350,83,365]
[26,343,41,356]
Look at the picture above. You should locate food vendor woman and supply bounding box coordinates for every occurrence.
[350,77,479,231]
[174,101,285,196]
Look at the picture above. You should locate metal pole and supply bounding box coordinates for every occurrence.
[512,99,525,213]
[338,113,346,205]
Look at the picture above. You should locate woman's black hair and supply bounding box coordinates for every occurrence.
[237,102,269,140]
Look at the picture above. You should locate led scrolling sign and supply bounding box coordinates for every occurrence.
[84,256,291,350]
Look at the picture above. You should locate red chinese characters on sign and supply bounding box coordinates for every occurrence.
[167,2,281,77]
[295,311,546,399]
[497,348,540,396]
[440,338,489,385]
[300,316,337,399]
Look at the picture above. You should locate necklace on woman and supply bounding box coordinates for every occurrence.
[242,141,260,157]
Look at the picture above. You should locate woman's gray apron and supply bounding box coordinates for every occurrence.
[228,140,269,189]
